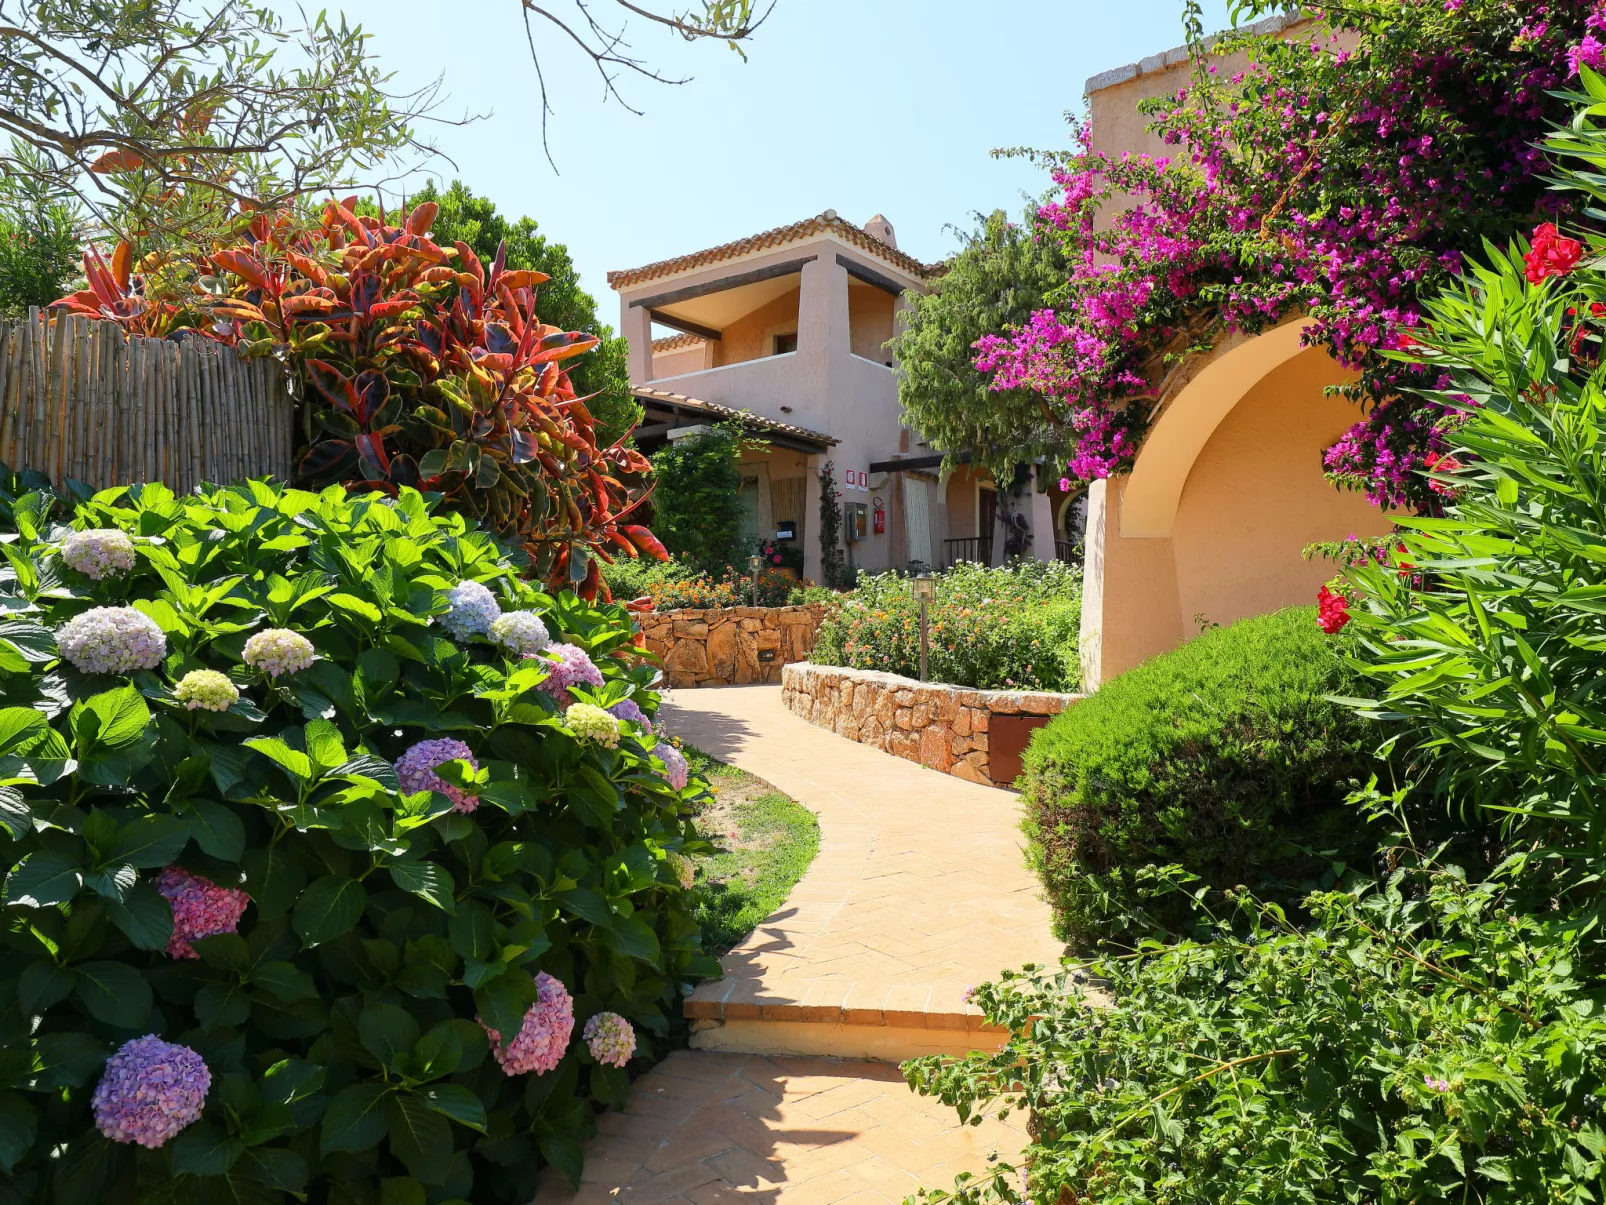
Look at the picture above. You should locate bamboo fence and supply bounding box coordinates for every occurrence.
[0,309,294,492]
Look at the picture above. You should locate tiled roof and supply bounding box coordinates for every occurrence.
[608,211,944,291]
[651,332,707,353]
[1084,12,1303,95]
[633,386,837,448]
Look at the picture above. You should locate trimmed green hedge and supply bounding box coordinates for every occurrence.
[1020,606,1376,946]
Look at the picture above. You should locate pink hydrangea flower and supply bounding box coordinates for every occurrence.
[653,741,689,792]
[61,528,136,579]
[157,865,249,960]
[57,606,166,675]
[483,971,574,1075]
[92,1036,210,1148]
[583,1011,636,1068]
[530,642,604,706]
[395,738,479,813]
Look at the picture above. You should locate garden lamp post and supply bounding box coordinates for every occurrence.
[912,572,937,682]
[748,554,763,607]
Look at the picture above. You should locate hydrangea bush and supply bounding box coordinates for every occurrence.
[0,480,715,1202]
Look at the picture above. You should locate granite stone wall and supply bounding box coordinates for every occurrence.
[781,662,1082,788]
[639,604,826,688]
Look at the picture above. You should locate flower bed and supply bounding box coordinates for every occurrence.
[809,561,1082,692]
[0,479,716,1201]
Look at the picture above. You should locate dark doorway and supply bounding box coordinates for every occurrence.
[978,489,997,566]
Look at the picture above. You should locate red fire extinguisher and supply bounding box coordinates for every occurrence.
[872,498,886,535]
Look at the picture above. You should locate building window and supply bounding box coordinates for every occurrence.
[773,332,798,355]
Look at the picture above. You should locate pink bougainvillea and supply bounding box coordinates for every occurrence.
[974,0,1599,511]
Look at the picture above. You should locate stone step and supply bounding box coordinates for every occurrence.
[683,977,1008,1062]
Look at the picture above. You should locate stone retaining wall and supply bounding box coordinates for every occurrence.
[781,662,1082,788]
[641,604,826,688]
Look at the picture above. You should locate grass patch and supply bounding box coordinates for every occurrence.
[683,744,820,953]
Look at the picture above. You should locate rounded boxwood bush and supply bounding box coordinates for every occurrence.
[0,479,715,1202]
[1020,606,1377,947]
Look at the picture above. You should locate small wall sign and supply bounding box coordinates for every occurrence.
[842,469,870,492]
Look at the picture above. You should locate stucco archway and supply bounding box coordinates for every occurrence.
[1120,318,1313,539]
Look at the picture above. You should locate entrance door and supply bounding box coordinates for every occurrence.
[904,476,932,568]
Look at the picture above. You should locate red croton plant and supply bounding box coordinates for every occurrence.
[54,199,665,597]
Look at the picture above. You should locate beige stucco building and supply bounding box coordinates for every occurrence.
[1077,19,1393,688]
[608,213,1069,582]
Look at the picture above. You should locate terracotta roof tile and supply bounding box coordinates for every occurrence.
[608,211,944,291]
[650,332,707,353]
[632,386,837,448]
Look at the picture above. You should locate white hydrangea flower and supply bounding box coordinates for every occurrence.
[438,580,501,640]
[564,702,621,748]
[242,628,315,678]
[61,528,137,580]
[489,610,550,656]
[173,669,239,713]
[58,606,166,675]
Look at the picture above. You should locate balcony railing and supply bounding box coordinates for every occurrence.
[1054,540,1084,566]
[942,536,993,569]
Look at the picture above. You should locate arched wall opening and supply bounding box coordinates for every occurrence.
[1079,326,1393,688]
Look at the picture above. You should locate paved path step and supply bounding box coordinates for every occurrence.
[662,686,1064,1061]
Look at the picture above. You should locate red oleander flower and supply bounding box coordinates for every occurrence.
[1525,224,1585,284]
[1316,585,1351,634]
[1423,451,1462,496]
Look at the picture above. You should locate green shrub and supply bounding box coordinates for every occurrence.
[600,554,699,603]
[0,479,716,1202]
[648,426,747,576]
[1020,606,1375,946]
[810,560,1082,691]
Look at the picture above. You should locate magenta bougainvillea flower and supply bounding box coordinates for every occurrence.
[483,971,574,1075]
[395,738,480,813]
[157,865,250,959]
[92,1036,211,1148]
[583,1011,636,1068]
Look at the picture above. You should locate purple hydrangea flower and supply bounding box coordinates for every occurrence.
[607,698,652,733]
[653,741,689,792]
[242,628,314,678]
[439,580,501,641]
[395,738,480,813]
[157,865,250,960]
[92,1036,210,1148]
[57,606,166,675]
[531,642,603,706]
[482,971,574,1076]
[61,528,136,579]
[583,1011,636,1068]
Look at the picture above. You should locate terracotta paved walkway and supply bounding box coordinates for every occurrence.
[666,685,1064,1046]
[542,686,1061,1203]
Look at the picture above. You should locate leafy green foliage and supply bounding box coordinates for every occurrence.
[648,424,747,576]
[887,208,1067,481]
[0,479,716,1202]
[403,182,639,448]
[905,869,1606,1205]
[816,461,849,589]
[811,561,1082,692]
[1018,607,1375,946]
[0,155,79,319]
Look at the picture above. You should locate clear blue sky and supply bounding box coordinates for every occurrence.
[329,0,1229,322]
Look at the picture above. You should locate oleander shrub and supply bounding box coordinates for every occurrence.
[810,560,1082,691]
[1019,607,1377,947]
[0,478,716,1203]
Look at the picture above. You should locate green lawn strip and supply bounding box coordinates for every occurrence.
[682,744,820,953]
